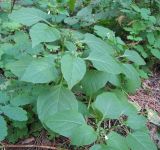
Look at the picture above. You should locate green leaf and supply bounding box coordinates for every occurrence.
[122,64,141,93]
[147,32,155,45]
[154,38,160,48]
[0,48,4,60]
[126,115,147,130]
[1,105,27,121]
[61,54,86,89]
[114,90,138,115]
[68,0,76,12]
[71,124,97,146]
[107,132,129,150]
[77,6,92,17]
[6,56,58,83]
[37,85,78,122]
[84,33,114,54]
[81,70,109,96]
[94,25,115,40]
[78,101,89,117]
[124,50,146,65]
[106,73,121,87]
[45,110,85,137]
[30,23,60,47]
[90,144,111,150]
[126,132,157,150]
[150,49,160,59]
[10,94,35,106]
[9,7,50,26]
[93,92,126,119]
[120,0,132,7]
[12,121,27,129]
[94,91,137,120]
[87,50,122,74]
[0,116,7,141]
[64,41,77,52]
[134,45,148,58]
[64,17,79,25]
[0,91,9,104]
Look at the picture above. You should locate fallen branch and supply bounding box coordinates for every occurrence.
[0,144,57,150]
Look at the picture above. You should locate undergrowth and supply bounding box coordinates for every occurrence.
[0,0,160,149]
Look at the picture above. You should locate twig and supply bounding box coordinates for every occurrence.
[0,144,57,150]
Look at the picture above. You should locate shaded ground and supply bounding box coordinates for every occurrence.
[128,70,160,149]
[1,70,160,150]
[129,72,160,113]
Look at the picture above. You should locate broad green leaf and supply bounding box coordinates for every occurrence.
[0,91,9,104]
[120,0,132,7]
[81,70,109,96]
[45,110,85,137]
[122,64,141,93]
[90,144,111,150]
[154,38,160,48]
[64,17,79,25]
[94,25,115,40]
[0,1,12,10]
[132,21,146,32]
[9,7,50,26]
[78,101,89,117]
[1,31,44,56]
[94,91,137,120]
[126,115,147,130]
[151,49,160,59]
[124,50,146,65]
[0,116,7,141]
[83,33,114,54]
[61,54,86,89]
[77,6,92,17]
[105,73,121,87]
[87,50,122,74]
[1,105,27,121]
[71,124,97,146]
[30,23,60,47]
[93,92,126,119]
[0,48,4,60]
[114,90,138,116]
[147,32,155,45]
[37,85,78,122]
[140,8,151,20]
[134,45,148,58]
[6,56,58,83]
[64,41,77,52]
[107,132,129,150]
[126,132,157,150]
[10,94,35,106]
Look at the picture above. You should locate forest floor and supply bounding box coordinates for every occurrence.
[2,69,160,150]
[129,69,160,149]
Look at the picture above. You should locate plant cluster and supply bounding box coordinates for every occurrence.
[0,0,159,149]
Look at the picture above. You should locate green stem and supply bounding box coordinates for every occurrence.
[60,76,64,85]
[96,118,104,134]
[43,19,56,27]
[87,96,92,109]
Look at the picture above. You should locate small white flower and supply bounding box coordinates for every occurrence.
[33,55,37,58]
[105,135,108,140]
[48,10,51,14]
